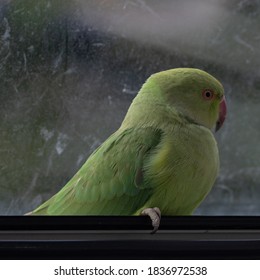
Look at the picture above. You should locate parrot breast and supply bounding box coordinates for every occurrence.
[140,123,219,215]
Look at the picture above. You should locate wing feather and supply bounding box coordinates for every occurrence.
[32,127,162,215]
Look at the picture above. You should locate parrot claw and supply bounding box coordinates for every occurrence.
[141,207,161,234]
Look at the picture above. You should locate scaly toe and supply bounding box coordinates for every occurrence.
[141,207,161,234]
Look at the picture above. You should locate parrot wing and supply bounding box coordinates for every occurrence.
[32,127,163,215]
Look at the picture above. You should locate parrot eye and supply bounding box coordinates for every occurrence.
[202,89,214,100]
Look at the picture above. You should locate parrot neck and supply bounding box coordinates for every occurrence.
[121,100,187,131]
[121,97,214,133]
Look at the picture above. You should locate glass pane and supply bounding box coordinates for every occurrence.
[0,0,259,215]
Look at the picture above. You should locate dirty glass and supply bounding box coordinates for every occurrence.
[0,0,259,215]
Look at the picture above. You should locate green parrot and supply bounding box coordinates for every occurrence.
[28,68,227,232]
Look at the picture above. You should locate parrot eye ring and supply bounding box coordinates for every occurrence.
[202,89,214,100]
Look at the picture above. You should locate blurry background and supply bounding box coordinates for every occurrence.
[0,0,259,215]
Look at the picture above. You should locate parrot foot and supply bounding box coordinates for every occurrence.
[141,207,161,234]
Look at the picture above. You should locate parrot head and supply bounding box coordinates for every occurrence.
[138,68,227,132]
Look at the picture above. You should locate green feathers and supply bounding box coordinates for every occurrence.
[33,127,162,215]
[31,68,226,216]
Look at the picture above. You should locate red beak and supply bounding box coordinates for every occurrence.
[215,96,227,132]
